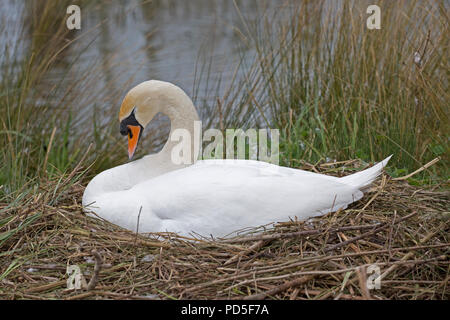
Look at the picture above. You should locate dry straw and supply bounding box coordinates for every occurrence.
[0,158,448,300]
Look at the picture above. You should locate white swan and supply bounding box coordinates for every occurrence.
[82,80,391,238]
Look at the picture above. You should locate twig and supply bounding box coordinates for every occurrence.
[26,280,66,294]
[392,157,440,181]
[66,291,96,300]
[42,127,57,176]
[67,228,171,248]
[224,240,266,265]
[87,250,103,290]
[356,267,371,300]
[134,206,143,256]
[242,276,315,300]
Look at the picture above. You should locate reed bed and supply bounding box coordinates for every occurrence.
[0,159,448,300]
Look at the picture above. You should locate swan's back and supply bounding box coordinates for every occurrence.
[91,160,366,237]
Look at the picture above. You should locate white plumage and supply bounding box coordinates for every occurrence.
[82,80,391,238]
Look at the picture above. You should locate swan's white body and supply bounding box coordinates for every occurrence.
[82,80,391,238]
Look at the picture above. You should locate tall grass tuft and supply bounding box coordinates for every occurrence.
[1,0,78,196]
[0,1,144,199]
[204,0,448,182]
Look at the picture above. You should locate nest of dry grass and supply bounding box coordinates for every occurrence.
[0,159,448,300]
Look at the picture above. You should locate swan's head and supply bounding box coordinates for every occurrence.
[119,80,193,159]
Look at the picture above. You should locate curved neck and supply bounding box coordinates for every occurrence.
[157,98,201,165]
[83,84,202,204]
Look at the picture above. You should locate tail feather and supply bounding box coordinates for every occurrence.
[339,155,392,190]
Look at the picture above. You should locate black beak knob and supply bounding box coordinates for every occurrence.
[120,121,128,136]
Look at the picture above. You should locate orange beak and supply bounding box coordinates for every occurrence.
[127,125,141,160]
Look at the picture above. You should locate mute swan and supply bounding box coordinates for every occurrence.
[82,80,391,238]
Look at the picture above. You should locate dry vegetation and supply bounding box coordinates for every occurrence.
[1,160,448,300]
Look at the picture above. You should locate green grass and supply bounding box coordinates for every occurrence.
[0,0,448,203]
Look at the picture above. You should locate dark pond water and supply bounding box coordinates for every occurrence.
[3,0,292,116]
